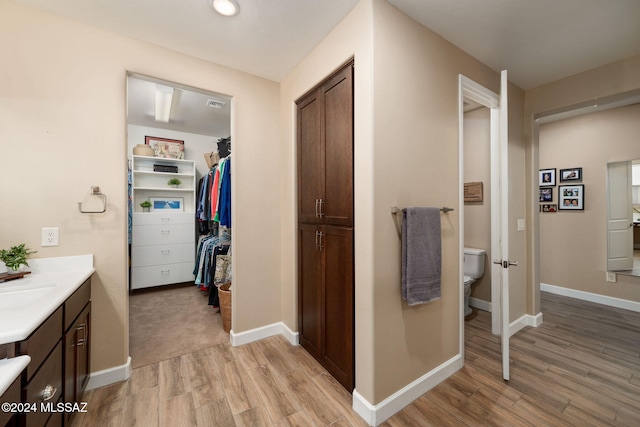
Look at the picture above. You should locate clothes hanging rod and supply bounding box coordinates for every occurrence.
[391,206,454,215]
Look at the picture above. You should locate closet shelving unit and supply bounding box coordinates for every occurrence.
[130,155,196,290]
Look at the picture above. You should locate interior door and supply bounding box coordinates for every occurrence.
[498,70,512,381]
[459,73,512,380]
[607,161,634,271]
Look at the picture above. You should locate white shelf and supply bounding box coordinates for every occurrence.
[131,156,196,214]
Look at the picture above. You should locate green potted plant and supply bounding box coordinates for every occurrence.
[167,178,182,188]
[140,200,152,212]
[0,243,37,274]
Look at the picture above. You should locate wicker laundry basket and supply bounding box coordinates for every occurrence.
[219,283,232,333]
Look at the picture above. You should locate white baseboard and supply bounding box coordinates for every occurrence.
[470,297,542,335]
[469,297,492,312]
[352,354,463,426]
[541,282,640,313]
[509,312,543,336]
[85,356,131,391]
[230,321,299,347]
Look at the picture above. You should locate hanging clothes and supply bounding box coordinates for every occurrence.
[218,157,231,227]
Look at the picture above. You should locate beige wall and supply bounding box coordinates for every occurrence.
[524,55,640,313]
[539,103,640,299]
[0,0,281,372]
[369,0,527,403]
[463,108,492,301]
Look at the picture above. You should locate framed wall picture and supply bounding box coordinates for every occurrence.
[150,197,184,212]
[539,168,556,186]
[540,203,557,213]
[539,187,553,202]
[559,167,582,182]
[558,185,584,210]
[145,136,185,159]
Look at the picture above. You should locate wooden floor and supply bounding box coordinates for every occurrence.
[72,291,640,426]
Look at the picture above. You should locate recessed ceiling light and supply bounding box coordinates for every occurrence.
[210,0,239,17]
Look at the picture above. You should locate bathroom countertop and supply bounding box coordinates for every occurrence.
[0,254,95,345]
[0,355,30,396]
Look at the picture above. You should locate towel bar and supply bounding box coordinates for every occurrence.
[390,206,453,238]
[391,206,454,215]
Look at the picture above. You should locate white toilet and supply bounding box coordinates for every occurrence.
[463,247,486,317]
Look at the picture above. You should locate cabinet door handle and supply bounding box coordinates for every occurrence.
[161,270,170,275]
[161,230,171,234]
[161,217,171,223]
[160,249,171,255]
[77,322,86,347]
[315,199,320,218]
[40,384,57,401]
[317,231,324,251]
[318,199,325,217]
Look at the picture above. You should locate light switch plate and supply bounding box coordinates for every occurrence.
[42,227,59,246]
[517,219,525,231]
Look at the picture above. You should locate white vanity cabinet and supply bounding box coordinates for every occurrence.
[130,156,196,290]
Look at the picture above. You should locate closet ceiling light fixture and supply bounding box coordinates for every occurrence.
[210,0,239,17]
[155,85,174,123]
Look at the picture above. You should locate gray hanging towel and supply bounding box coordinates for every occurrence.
[402,207,442,306]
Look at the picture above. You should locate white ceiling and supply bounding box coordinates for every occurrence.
[11,0,640,135]
[127,74,232,137]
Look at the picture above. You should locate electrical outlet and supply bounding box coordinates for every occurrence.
[42,227,59,247]
[606,272,616,283]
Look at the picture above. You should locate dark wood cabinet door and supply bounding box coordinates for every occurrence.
[63,303,90,426]
[323,65,353,227]
[298,224,324,360]
[322,227,354,390]
[297,92,324,224]
[297,59,354,393]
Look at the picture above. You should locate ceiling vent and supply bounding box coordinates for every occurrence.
[207,99,226,109]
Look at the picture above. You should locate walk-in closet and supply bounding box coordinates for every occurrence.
[126,74,233,368]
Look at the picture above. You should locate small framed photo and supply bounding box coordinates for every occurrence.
[559,167,582,182]
[558,185,584,210]
[150,197,184,212]
[539,187,553,202]
[540,204,557,213]
[539,168,556,186]
[145,136,185,159]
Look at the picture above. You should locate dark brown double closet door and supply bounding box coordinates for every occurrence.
[297,60,354,391]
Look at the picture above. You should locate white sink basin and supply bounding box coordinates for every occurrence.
[0,283,56,311]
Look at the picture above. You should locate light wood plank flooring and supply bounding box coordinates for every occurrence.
[73,290,640,426]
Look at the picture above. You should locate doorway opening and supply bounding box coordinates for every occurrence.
[125,73,233,368]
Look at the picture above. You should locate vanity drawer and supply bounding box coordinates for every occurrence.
[17,307,62,381]
[64,278,91,330]
[24,342,62,427]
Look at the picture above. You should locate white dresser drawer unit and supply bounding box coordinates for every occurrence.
[130,157,196,290]
[132,212,194,226]
[131,263,195,289]
[131,244,195,267]
[132,224,194,247]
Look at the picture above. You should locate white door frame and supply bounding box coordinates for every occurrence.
[458,75,501,353]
